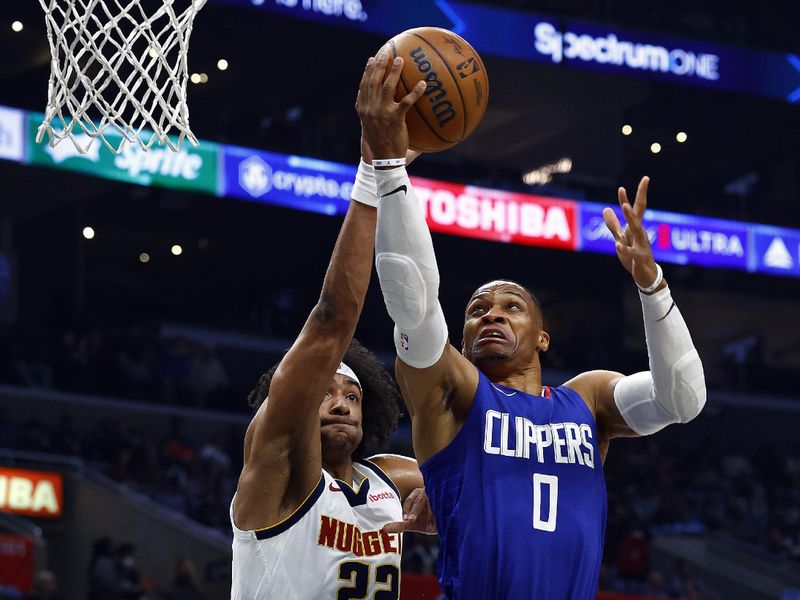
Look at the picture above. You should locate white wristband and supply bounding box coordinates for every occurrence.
[351,159,379,207]
[637,263,664,294]
[372,157,406,168]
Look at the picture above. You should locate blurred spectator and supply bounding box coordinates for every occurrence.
[187,345,228,407]
[642,569,670,598]
[159,338,193,405]
[117,543,147,600]
[23,571,61,600]
[1,342,52,389]
[159,558,207,600]
[87,537,123,600]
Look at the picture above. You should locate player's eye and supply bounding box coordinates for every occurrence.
[470,305,486,315]
[347,394,359,403]
[508,302,521,310]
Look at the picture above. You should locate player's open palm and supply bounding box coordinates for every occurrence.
[602,176,660,289]
[356,52,426,160]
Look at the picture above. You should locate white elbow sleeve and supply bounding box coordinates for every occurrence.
[614,286,706,436]
[375,167,448,369]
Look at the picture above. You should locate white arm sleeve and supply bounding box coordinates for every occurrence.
[613,286,706,435]
[375,167,448,369]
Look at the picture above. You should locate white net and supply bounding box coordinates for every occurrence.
[37,0,207,155]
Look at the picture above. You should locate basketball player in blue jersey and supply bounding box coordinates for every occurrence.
[230,54,436,599]
[361,77,706,598]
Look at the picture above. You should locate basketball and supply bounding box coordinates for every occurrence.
[382,27,489,153]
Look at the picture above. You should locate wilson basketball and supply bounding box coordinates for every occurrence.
[383,27,489,152]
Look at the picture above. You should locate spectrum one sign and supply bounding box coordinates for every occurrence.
[0,467,63,518]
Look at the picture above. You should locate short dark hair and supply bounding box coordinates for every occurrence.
[467,279,545,331]
[247,338,401,460]
[470,279,542,311]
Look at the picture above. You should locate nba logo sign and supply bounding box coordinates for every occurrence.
[400,333,409,352]
[456,58,480,78]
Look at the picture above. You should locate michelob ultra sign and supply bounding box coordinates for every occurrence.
[0,467,64,518]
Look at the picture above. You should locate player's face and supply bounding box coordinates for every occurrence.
[319,373,364,454]
[462,281,547,367]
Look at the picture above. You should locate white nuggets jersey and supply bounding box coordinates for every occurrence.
[231,459,404,599]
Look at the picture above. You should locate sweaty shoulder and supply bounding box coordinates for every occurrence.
[366,454,422,501]
[562,370,625,420]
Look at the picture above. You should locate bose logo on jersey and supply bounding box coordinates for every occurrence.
[317,515,401,557]
[369,491,395,502]
[483,410,595,469]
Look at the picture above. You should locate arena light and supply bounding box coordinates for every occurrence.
[190,73,201,84]
[217,59,229,71]
[148,47,158,59]
[11,21,23,33]
[522,158,572,185]
[82,226,95,240]
[650,142,662,154]
[199,73,208,83]
[621,124,633,136]
[676,131,688,143]
[171,244,182,256]
[139,252,150,263]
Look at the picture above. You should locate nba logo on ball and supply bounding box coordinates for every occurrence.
[400,333,409,352]
[240,155,273,197]
[456,58,480,79]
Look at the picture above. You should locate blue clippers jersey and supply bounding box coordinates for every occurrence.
[419,372,607,599]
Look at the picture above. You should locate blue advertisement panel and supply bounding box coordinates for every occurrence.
[536,19,800,102]
[579,203,750,270]
[0,106,26,164]
[215,0,800,103]
[222,144,355,215]
[751,226,800,278]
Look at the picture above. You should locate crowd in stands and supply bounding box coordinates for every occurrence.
[2,323,799,597]
[86,537,206,600]
[0,327,244,412]
[2,398,799,597]
[0,322,793,412]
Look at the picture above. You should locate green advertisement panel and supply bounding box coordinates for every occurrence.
[27,115,219,194]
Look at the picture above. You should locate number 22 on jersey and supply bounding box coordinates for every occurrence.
[337,561,400,599]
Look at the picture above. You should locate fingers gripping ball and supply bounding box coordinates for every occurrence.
[382,27,489,152]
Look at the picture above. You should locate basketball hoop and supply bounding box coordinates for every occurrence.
[36,0,207,155]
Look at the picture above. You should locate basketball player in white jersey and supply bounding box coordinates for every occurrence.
[230,53,434,599]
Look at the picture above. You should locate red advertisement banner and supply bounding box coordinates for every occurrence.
[0,467,64,518]
[410,176,578,251]
[0,534,34,593]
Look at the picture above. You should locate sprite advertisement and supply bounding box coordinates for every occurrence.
[28,115,220,195]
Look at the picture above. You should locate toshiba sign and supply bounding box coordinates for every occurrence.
[410,176,578,250]
[0,467,63,518]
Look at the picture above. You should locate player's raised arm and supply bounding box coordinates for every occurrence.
[234,54,425,530]
[361,70,479,463]
[568,177,706,444]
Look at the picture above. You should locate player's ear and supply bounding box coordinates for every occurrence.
[537,331,550,353]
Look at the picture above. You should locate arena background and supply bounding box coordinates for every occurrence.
[1,1,799,598]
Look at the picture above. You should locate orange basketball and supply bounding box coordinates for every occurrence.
[382,27,489,152]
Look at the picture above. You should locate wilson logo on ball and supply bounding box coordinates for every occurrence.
[409,46,457,128]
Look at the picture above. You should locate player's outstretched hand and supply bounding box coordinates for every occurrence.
[382,487,437,535]
[356,52,426,161]
[602,176,662,291]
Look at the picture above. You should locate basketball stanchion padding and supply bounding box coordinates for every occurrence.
[36,0,207,155]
